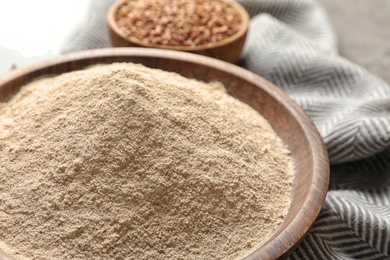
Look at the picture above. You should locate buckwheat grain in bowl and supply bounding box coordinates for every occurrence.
[107,0,249,63]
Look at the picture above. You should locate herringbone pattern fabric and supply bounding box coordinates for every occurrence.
[62,0,390,258]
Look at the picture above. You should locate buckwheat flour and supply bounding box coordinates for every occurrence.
[0,63,294,260]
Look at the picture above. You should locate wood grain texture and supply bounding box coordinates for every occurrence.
[0,48,329,260]
[107,0,249,64]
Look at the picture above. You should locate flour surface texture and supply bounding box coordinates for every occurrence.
[0,63,294,260]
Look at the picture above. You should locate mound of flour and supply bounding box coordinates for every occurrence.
[0,63,293,260]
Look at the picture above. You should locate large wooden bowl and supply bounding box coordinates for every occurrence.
[107,0,249,63]
[0,48,329,259]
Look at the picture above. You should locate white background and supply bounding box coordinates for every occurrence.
[0,0,91,75]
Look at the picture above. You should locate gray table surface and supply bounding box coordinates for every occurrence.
[317,0,390,84]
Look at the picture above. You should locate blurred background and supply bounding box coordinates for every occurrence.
[0,0,90,73]
[319,0,390,84]
[0,0,389,83]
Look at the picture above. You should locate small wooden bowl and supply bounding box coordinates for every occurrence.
[0,48,329,259]
[107,0,249,63]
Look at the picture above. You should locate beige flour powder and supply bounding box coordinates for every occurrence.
[0,63,294,260]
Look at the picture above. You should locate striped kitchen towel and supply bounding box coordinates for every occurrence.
[62,0,390,259]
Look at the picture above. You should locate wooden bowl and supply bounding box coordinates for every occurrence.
[0,48,329,259]
[107,0,249,63]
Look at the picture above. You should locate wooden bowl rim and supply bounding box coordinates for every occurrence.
[107,0,250,51]
[0,48,329,259]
